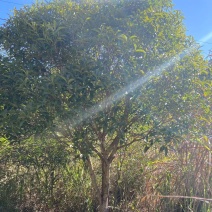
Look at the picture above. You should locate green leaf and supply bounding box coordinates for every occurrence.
[119,34,128,42]
[135,49,145,53]
[159,146,168,156]
[144,146,150,153]
[129,35,138,40]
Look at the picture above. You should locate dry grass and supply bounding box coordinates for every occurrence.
[0,138,212,211]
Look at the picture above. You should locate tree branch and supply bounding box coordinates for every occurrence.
[106,135,119,155]
[92,123,106,153]
[91,145,105,161]
[117,128,154,150]
[117,138,140,150]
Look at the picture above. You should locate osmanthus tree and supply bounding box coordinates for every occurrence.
[0,0,208,210]
[190,59,212,145]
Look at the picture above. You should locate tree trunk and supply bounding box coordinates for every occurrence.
[99,158,110,212]
[86,157,101,206]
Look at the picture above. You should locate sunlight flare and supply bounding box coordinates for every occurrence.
[66,33,212,129]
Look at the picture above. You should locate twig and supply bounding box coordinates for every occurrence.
[150,195,212,203]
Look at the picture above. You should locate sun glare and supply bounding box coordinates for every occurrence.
[65,31,212,129]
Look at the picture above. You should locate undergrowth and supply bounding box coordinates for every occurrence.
[0,138,212,211]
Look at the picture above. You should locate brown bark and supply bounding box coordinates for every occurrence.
[100,158,110,212]
[86,155,111,212]
[87,134,120,211]
[86,156,101,205]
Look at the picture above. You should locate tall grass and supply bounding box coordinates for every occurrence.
[131,141,212,211]
[0,137,211,211]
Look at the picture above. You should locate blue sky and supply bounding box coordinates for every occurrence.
[173,0,212,57]
[0,0,212,56]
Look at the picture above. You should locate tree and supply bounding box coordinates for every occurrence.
[0,0,208,211]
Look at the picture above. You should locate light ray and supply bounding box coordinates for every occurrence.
[199,31,212,44]
[66,32,212,129]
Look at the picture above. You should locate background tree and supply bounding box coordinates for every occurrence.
[0,0,209,211]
